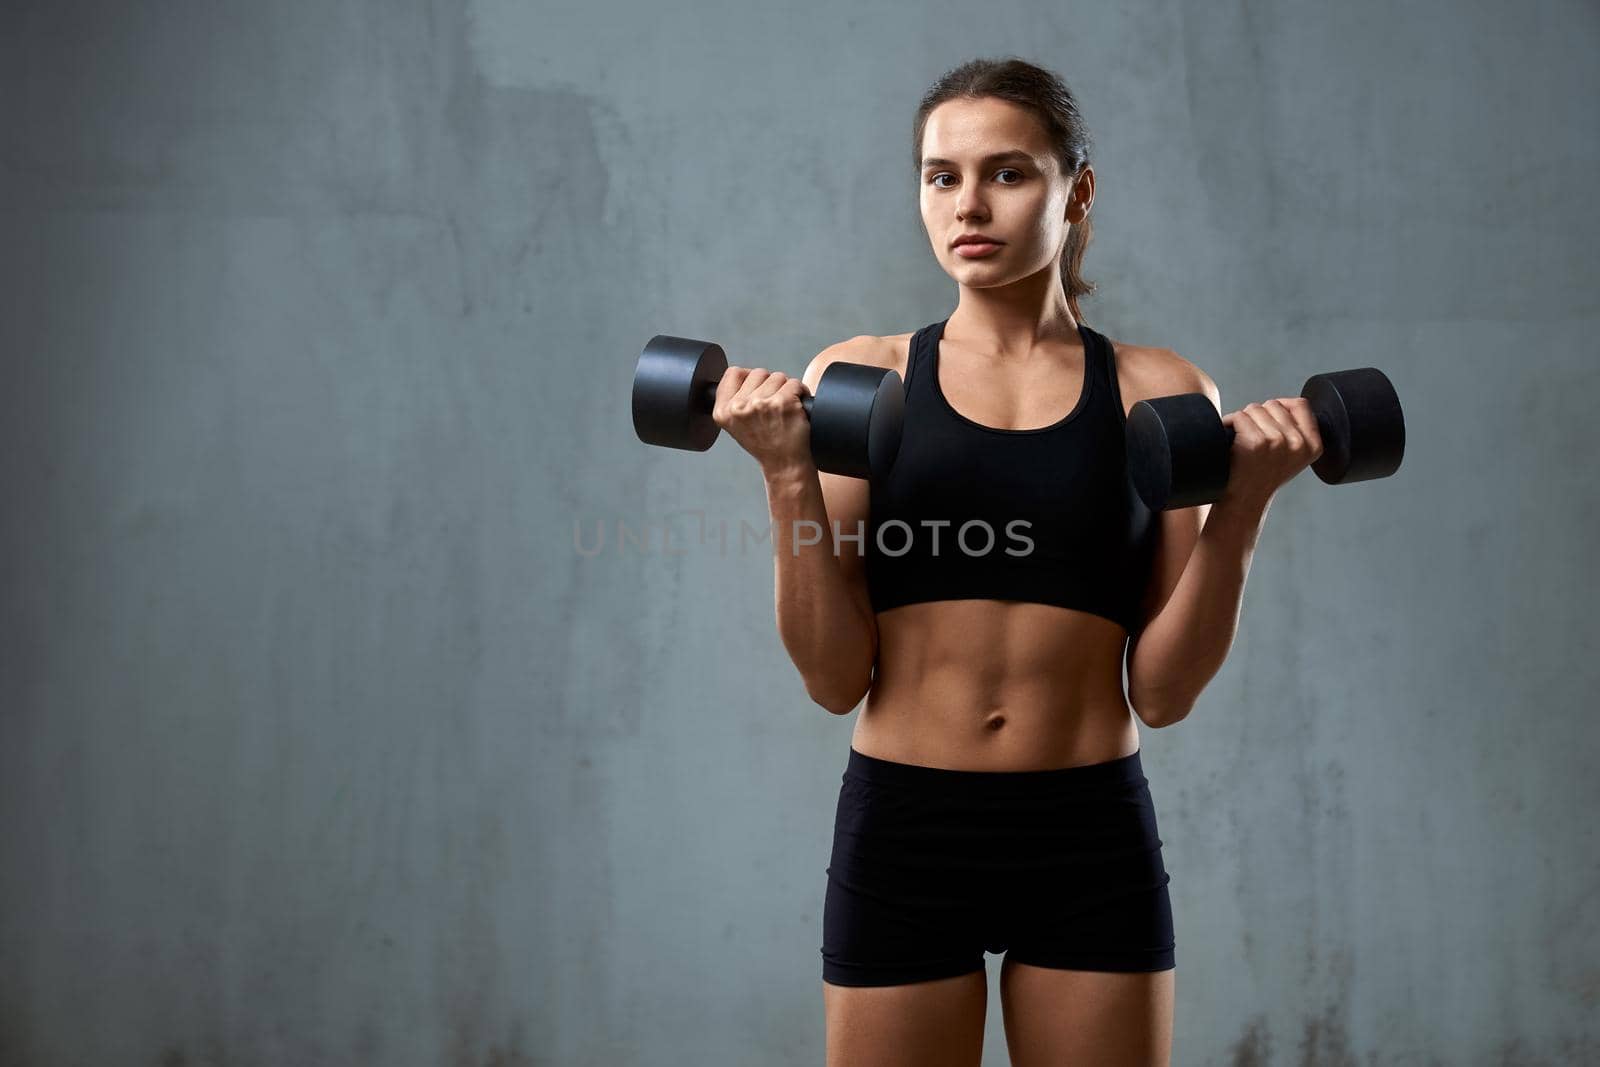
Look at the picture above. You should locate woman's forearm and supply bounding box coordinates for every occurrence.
[762,466,878,714]
[1126,496,1271,726]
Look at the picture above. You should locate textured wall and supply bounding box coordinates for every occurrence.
[2,0,1596,1063]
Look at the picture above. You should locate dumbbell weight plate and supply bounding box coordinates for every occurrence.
[632,335,728,453]
[810,360,904,481]
[1125,393,1231,512]
[1302,367,1405,486]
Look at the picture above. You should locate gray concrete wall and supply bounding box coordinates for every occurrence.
[2,0,1596,1063]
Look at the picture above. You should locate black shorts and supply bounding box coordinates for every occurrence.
[821,746,1175,987]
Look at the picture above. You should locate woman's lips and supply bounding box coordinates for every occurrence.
[953,241,1002,258]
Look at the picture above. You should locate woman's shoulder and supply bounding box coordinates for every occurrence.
[802,332,912,389]
[1099,333,1218,417]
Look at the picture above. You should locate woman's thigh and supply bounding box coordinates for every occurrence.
[999,959,1174,1067]
[823,969,988,1067]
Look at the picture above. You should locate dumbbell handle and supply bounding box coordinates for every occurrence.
[692,379,814,418]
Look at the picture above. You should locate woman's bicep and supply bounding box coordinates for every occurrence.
[803,335,885,643]
[1126,357,1219,654]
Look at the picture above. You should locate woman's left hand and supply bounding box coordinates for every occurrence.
[1216,398,1325,511]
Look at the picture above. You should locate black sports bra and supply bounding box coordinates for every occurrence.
[864,317,1159,633]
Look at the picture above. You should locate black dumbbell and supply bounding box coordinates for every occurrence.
[632,335,904,481]
[1125,367,1405,511]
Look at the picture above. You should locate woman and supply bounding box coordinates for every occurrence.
[711,57,1322,1067]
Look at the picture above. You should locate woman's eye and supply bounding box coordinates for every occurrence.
[928,169,1023,188]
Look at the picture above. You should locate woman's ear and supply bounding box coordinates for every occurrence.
[1066,165,1095,223]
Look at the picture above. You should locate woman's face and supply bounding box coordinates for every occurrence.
[918,97,1092,288]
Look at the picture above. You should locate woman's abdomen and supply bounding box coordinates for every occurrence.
[853,599,1138,771]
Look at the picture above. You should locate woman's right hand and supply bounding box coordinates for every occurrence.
[711,366,815,477]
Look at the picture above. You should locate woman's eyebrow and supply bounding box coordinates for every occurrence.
[921,150,1035,169]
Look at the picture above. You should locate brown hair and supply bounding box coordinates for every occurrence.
[912,56,1097,322]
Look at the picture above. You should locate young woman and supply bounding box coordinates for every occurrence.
[710,57,1323,1067]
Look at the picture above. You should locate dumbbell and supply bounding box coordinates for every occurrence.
[632,335,904,481]
[1125,367,1405,511]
